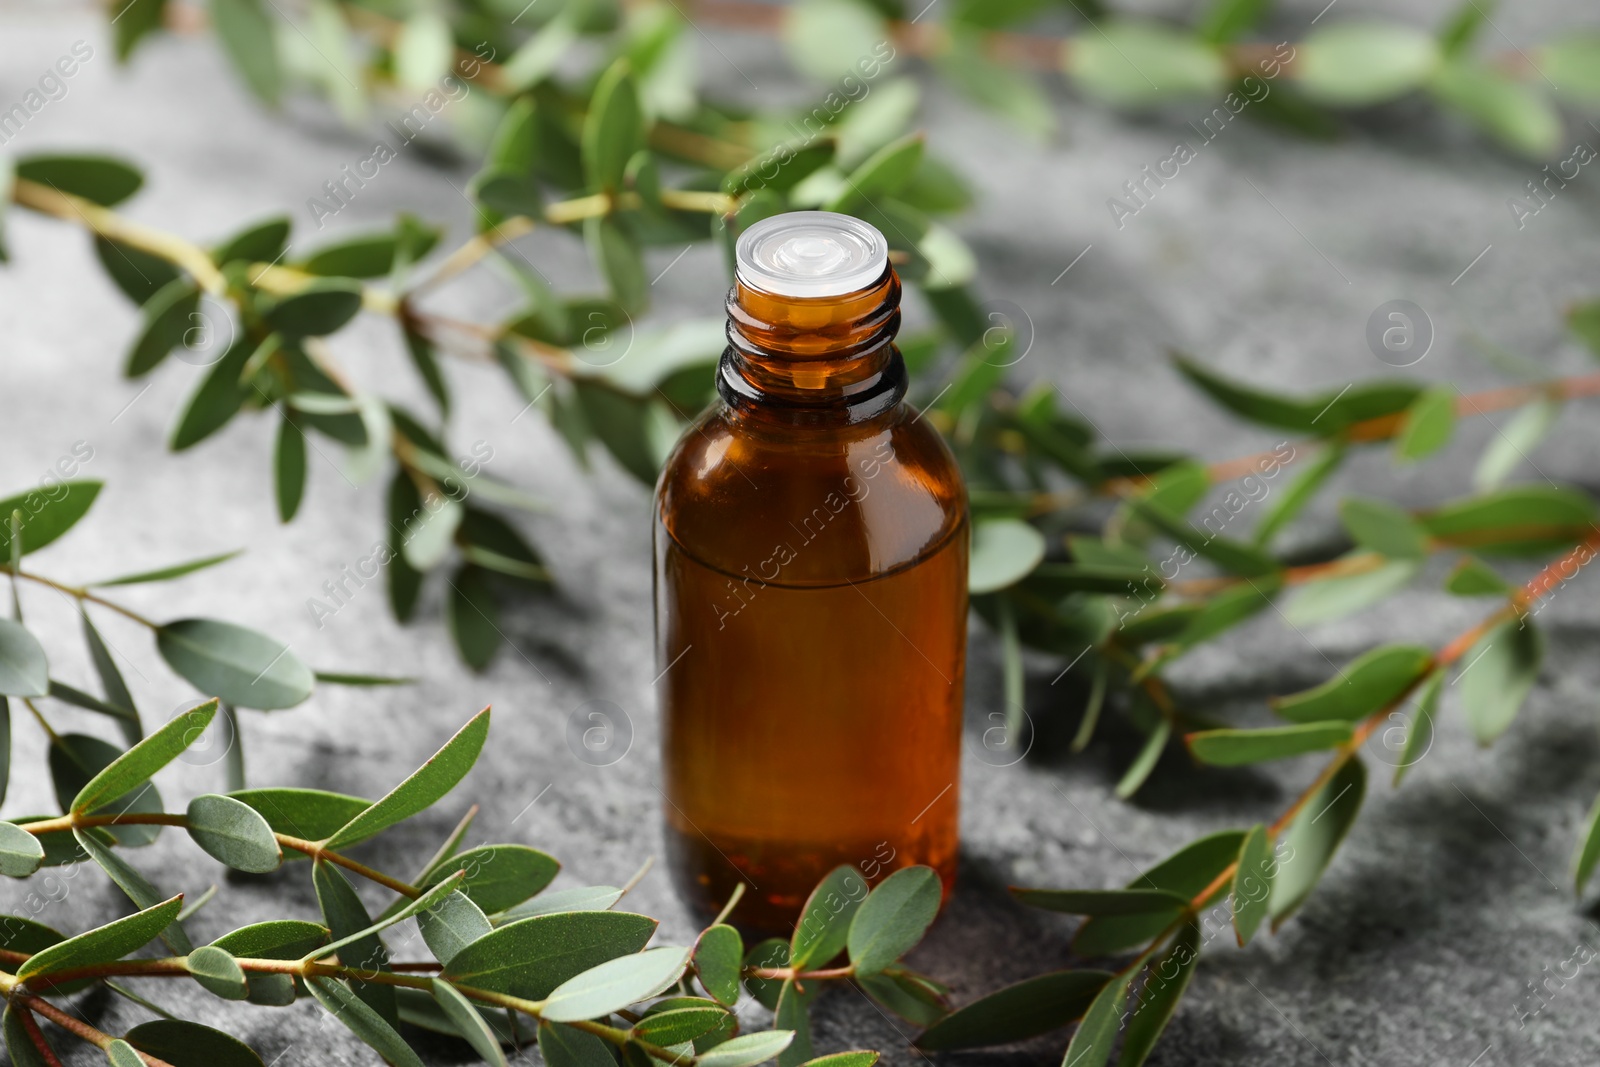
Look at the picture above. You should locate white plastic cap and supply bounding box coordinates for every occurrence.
[735,211,888,298]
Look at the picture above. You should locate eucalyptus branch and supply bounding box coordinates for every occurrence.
[14,568,162,630]
[8,993,177,1067]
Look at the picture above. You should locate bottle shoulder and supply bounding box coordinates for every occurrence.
[655,403,968,585]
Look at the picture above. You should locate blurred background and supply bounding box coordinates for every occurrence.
[3,0,1600,1063]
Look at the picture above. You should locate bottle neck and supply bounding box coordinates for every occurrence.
[717,267,906,425]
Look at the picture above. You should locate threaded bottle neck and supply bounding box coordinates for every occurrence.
[718,267,907,424]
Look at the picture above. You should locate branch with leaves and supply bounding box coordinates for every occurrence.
[0,697,944,1067]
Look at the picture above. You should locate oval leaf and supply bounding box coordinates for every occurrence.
[846,866,941,975]
[156,620,312,710]
[185,793,282,873]
[541,946,692,1022]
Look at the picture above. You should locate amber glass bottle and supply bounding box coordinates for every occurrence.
[654,212,969,934]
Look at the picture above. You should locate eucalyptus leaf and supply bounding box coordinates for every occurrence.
[186,945,248,1000]
[126,1019,266,1067]
[915,968,1112,1050]
[156,620,313,710]
[695,923,743,1005]
[846,866,941,975]
[968,518,1045,594]
[18,895,182,982]
[1459,618,1543,744]
[1270,757,1367,925]
[72,698,217,813]
[1272,644,1434,723]
[185,793,282,872]
[791,864,867,969]
[327,707,489,847]
[430,979,509,1067]
[0,620,48,697]
[1231,824,1273,947]
[443,910,658,998]
[0,820,45,878]
[541,946,692,1022]
[307,978,423,1067]
[0,480,102,555]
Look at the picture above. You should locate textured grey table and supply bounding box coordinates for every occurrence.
[4,2,1600,1064]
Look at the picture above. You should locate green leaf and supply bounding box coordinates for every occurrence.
[856,968,946,1026]
[541,1021,620,1067]
[1171,575,1282,649]
[419,890,493,965]
[262,281,364,337]
[775,978,814,1067]
[2,1008,53,1067]
[724,139,837,195]
[301,234,403,279]
[49,735,163,847]
[126,1019,265,1067]
[846,866,941,975]
[112,0,168,59]
[1070,21,1227,107]
[0,819,44,877]
[1130,498,1279,577]
[585,217,647,315]
[125,277,201,378]
[1431,60,1561,158]
[186,945,248,1000]
[1396,386,1456,461]
[72,698,217,814]
[1009,888,1187,917]
[402,325,451,415]
[1459,618,1542,744]
[169,337,254,450]
[92,550,242,587]
[583,60,644,191]
[784,0,887,82]
[420,843,560,914]
[18,895,182,982]
[156,620,313,710]
[313,860,396,1024]
[213,216,290,266]
[307,978,423,1067]
[1115,719,1171,799]
[274,413,307,523]
[499,885,626,923]
[444,910,658,998]
[0,620,48,697]
[213,919,329,958]
[1071,831,1246,956]
[1573,789,1600,895]
[82,610,141,744]
[1541,33,1600,104]
[968,518,1045,594]
[1474,398,1560,490]
[1197,0,1268,43]
[430,980,509,1067]
[212,0,282,105]
[326,707,489,848]
[824,133,924,213]
[697,1031,796,1067]
[1117,921,1201,1067]
[107,1040,145,1067]
[1254,441,1344,547]
[915,968,1112,1050]
[1282,558,1419,627]
[634,1003,732,1046]
[1271,757,1367,925]
[1058,969,1133,1067]
[94,236,180,304]
[1272,644,1434,723]
[1295,23,1440,105]
[1393,668,1444,786]
[1445,557,1512,597]
[228,787,370,841]
[1231,824,1273,947]
[48,680,137,726]
[1420,486,1596,557]
[0,698,8,808]
[1189,723,1351,766]
[542,946,692,1022]
[448,566,503,670]
[73,830,193,953]
[15,155,143,207]
[185,793,282,872]
[0,480,101,556]
[695,924,743,1005]
[791,865,867,969]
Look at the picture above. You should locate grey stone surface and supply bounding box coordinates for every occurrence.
[4,2,1600,1065]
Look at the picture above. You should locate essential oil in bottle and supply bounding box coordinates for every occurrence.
[653,211,969,934]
